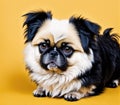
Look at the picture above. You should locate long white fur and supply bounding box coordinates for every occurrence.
[24,43,94,97]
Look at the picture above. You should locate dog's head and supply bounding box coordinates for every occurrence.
[23,11,100,74]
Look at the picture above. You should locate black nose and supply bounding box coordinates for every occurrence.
[50,50,58,57]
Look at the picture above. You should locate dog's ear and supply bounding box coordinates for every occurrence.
[23,11,52,43]
[69,17,101,53]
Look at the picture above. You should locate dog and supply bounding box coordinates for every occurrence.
[23,11,120,101]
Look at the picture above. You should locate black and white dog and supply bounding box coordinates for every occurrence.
[23,11,120,101]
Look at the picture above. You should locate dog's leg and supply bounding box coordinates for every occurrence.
[33,85,46,97]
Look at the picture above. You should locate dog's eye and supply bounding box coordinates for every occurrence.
[62,46,73,57]
[39,42,49,53]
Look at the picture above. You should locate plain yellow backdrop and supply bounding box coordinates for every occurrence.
[0,0,120,105]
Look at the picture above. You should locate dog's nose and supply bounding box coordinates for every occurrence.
[50,50,58,57]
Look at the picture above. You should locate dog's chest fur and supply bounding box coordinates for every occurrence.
[30,71,82,97]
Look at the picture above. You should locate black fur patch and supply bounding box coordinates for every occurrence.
[78,28,120,96]
[69,17,101,53]
[23,11,52,43]
[98,28,120,84]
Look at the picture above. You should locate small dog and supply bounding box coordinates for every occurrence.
[23,11,120,101]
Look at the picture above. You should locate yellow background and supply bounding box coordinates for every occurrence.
[0,0,120,105]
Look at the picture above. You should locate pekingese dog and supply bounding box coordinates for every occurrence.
[23,11,120,101]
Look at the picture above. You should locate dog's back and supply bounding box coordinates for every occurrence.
[98,28,120,88]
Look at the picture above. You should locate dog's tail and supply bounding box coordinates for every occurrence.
[103,28,120,43]
[103,28,113,36]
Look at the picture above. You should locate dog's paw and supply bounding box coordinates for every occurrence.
[64,92,84,101]
[33,89,46,97]
[106,80,119,88]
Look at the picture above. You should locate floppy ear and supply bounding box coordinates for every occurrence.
[69,17,101,53]
[23,11,52,43]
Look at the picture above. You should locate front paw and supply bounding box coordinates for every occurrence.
[64,92,84,101]
[33,89,46,97]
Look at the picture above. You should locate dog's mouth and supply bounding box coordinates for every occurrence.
[47,62,58,71]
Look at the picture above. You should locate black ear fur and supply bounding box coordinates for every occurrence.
[23,11,52,43]
[69,17,101,53]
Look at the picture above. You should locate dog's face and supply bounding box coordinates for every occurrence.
[23,11,100,75]
[30,19,85,73]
